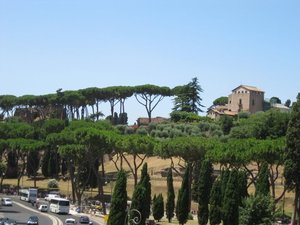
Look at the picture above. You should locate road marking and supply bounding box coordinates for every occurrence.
[13,201,63,225]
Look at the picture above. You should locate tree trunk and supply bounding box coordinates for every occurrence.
[100,156,107,214]
[81,107,85,119]
[69,164,76,203]
[147,110,152,124]
[33,173,37,188]
[76,191,82,210]
[292,186,300,225]
[0,177,4,193]
[96,101,99,120]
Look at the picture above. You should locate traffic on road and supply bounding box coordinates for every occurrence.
[0,195,104,225]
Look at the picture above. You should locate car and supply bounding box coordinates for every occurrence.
[65,218,77,225]
[27,216,39,225]
[0,218,17,225]
[38,204,48,212]
[1,198,12,206]
[79,216,93,224]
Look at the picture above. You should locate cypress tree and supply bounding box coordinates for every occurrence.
[191,160,202,201]
[107,170,127,225]
[209,179,222,225]
[48,152,54,177]
[129,163,151,225]
[197,160,214,225]
[255,162,270,196]
[6,151,18,178]
[176,164,190,225]
[220,168,230,202]
[48,151,60,178]
[138,163,151,219]
[27,151,39,177]
[130,184,146,225]
[238,170,248,200]
[153,193,164,222]
[61,158,67,176]
[222,169,240,225]
[220,168,230,222]
[87,159,99,188]
[41,149,50,177]
[166,168,175,222]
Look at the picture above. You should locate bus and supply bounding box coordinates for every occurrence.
[19,188,38,203]
[49,197,70,214]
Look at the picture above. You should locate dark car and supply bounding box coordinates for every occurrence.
[79,216,92,224]
[27,216,39,225]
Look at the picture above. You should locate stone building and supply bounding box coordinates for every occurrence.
[207,85,264,119]
[228,85,264,114]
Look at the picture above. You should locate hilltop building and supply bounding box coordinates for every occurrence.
[207,85,265,119]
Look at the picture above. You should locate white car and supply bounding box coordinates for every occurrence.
[65,218,77,225]
[1,197,12,206]
[38,204,48,212]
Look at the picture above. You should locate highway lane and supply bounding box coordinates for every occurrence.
[0,195,54,224]
[1,195,104,225]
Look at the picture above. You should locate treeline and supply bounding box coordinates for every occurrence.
[0,84,176,123]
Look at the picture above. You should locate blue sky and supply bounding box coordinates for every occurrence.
[1,1,299,124]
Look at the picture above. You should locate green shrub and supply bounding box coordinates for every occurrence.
[48,179,59,189]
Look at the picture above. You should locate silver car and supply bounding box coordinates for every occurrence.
[1,198,12,206]
[65,218,77,225]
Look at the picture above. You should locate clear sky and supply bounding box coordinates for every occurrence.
[1,1,299,124]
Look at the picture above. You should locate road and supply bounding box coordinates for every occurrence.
[0,195,105,225]
[0,195,55,224]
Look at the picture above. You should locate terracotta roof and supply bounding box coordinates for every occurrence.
[136,117,169,125]
[207,108,237,117]
[232,85,264,93]
[207,108,224,115]
[223,110,238,116]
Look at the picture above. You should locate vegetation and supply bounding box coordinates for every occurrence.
[176,164,191,225]
[222,169,240,225]
[153,193,164,222]
[213,96,228,106]
[107,170,127,225]
[197,160,213,225]
[255,162,270,196]
[209,179,222,225]
[47,179,59,189]
[166,168,175,222]
[0,82,298,224]
[239,194,277,225]
[172,77,204,114]
[285,93,300,223]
